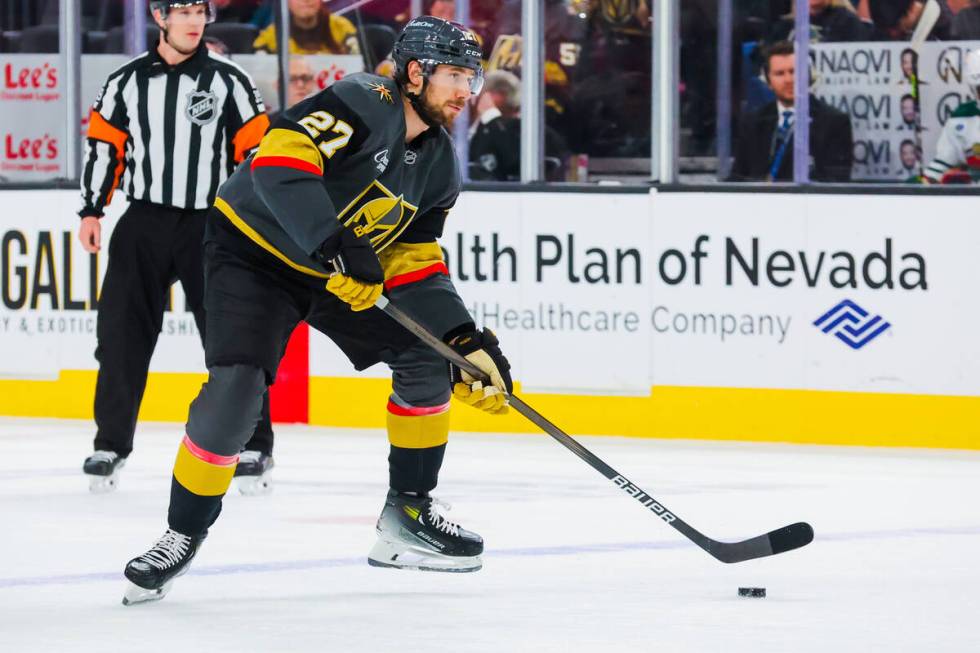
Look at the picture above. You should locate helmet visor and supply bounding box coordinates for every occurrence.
[427,64,484,95]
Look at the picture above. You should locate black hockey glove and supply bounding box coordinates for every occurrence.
[316,228,384,312]
[446,327,513,415]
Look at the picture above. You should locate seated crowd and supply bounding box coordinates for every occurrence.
[1,0,978,184]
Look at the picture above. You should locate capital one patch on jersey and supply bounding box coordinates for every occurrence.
[337,180,419,251]
[186,90,218,126]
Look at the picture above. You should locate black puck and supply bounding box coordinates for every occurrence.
[738,587,766,598]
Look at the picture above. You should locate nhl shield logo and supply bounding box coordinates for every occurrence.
[185,90,218,126]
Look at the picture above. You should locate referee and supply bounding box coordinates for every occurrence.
[79,0,274,494]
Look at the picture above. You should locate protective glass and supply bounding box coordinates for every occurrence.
[161,1,216,25]
[428,65,484,95]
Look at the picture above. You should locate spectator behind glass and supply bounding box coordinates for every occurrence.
[868,0,953,40]
[358,0,455,23]
[269,56,318,122]
[731,41,853,182]
[426,0,456,20]
[364,0,497,77]
[769,0,871,43]
[485,0,587,154]
[39,0,124,29]
[469,70,522,181]
[953,0,980,38]
[40,0,258,29]
[468,70,571,182]
[345,0,499,57]
[680,0,720,156]
[254,0,360,54]
[565,0,650,157]
[211,0,262,23]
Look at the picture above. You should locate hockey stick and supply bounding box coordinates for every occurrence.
[374,295,814,564]
[909,0,941,179]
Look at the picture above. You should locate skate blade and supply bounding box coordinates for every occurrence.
[121,579,173,606]
[367,538,482,573]
[87,472,120,494]
[235,473,272,496]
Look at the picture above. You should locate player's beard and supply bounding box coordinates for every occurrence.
[418,87,464,128]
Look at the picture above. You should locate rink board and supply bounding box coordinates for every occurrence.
[0,189,977,449]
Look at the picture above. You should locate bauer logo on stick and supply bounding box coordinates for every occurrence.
[612,474,676,523]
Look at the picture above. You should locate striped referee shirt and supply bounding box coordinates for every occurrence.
[80,44,269,217]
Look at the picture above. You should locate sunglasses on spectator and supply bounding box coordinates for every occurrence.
[290,74,315,84]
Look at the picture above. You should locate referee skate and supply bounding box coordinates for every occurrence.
[82,451,126,493]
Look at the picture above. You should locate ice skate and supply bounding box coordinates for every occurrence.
[233,450,274,496]
[368,490,483,573]
[82,451,126,494]
[122,528,205,606]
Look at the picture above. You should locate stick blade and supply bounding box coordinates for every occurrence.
[708,521,814,564]
[768,521,815,555]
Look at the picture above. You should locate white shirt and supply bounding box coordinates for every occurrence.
[776,102,795,130]
[469,107,502,138]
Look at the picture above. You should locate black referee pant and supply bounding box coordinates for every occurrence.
[92,200,273,458]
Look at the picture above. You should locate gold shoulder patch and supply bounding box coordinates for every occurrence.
[370,82,394,104]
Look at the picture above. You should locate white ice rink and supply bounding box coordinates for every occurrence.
[1,418,978,652]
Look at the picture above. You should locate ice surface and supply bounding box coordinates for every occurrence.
[1,418,978,652]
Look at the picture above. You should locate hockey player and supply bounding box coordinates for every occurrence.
[121,17,512,605]
[924,49,980,184]
[79,0,276,494]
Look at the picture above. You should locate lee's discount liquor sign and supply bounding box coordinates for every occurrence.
[0,55,65,181]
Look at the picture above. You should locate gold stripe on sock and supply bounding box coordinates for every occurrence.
[387,411,450,449]
[173,441,237,497]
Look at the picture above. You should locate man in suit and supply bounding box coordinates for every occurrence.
[731,41,853,182]
[469,70,570,182]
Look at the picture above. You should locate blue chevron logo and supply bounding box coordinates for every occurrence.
[813,299,891,350]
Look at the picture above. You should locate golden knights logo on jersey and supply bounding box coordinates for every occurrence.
[369,82,394,104]
[337,180,418,251]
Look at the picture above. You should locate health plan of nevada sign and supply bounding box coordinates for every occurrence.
[1,190,976,398]
[384,191,971,397]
